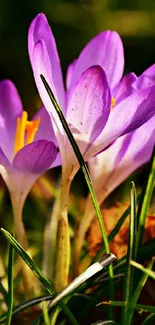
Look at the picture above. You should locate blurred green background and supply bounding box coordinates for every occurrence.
[1,0,155,111]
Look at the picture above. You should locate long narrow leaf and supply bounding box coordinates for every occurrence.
[125,259,154,325]
[0,296,52,324]
[130,260,155,279]
[40,74,114,316]
[136,148,155,252]
[142,313,155,325]
[99,301,155,313]
[1,229,80,325]
[92,194,141,264]
[121,182,137,324]
[40,74,110,257]
[5,243,14,325]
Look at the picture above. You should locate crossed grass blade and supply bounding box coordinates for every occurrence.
[136,148,155,252]
[121,181,137,324]
[98,300,155,314]
[40,74,114,317]
[1,229,80,325]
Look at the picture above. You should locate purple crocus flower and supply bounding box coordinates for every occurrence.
[28,13,155,288]
[74,66,155,273]
[28,14,155,182]
[0,80,58,248]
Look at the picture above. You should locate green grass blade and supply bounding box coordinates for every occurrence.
[142,313,155,325]
[40,75,114,316]
[0,296,52,324]
[136,148,155,253]
[99,301,155,313]
[1,229,80,325]
[92,194,141,264]
[121,182,137,324]
[40,74,110,257]
[91,321,119,325]
[125,259,154,325]
[42,301,50,325]
[5,243,14,325]
[130,260,155,280]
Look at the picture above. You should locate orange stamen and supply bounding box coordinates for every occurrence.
[25,117,40,145]
[110,96,116,111]
[14,111,40,154]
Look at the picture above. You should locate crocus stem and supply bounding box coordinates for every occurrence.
[10,192,36,294]
[42,180,60,281]
[54,168,75,292]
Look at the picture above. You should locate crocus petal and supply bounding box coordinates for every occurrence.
[67,66,111,146]
[0,80,23,160]
[32,40,64,141]
[0,147,11,169]
[133,64,155,90]
[28,13,65,111]
[113,72,137,103]
[104,116,155,196]
[89,115,155,201]
[66,59,77,90]
[12,140,57,173]
[69,31,124,91]
[33,107,61,167]
[88,85,155,157]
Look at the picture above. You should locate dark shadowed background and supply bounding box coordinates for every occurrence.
[1,0,155,112]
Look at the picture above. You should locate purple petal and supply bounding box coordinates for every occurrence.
[89,116,155,199]
[0,80,23,160]
[113,72,137,103]
[0,147,11,169]
[105,117,155,195]
[31,40,65,138]
[33,107,61,167]
[89,85,155,156]
[68,31,124,91]
[133,64,155,90]
[28,13,65,112]
[12,140,57,173]
[66,59,77,90]
[67,66,111,146]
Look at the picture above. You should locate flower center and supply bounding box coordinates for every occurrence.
[110,96,116,111]
[14,111,40,154]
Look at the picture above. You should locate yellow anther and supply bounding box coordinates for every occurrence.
[110,96,116,111]
[26,117,40,145]
[14,111,40,154]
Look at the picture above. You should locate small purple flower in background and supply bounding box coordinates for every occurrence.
[0,80,58,249]
[28,13,155,287]
[74,66,155,274]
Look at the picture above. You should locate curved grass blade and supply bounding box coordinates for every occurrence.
[124,259,154,325]
[92,194,141,264]
[136,148,155,253]
[98,301,155,313]
[91,321,119,325]
[130,260,155,280]
[1,229,80,325]
[0,296,52,324]
[40,74,111,259]
[121,182,137,324]
[42,301,50,325]
[40,74,114,316]
[142,313,155,325]
[48,254,116,310]
[5,243,14,325]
